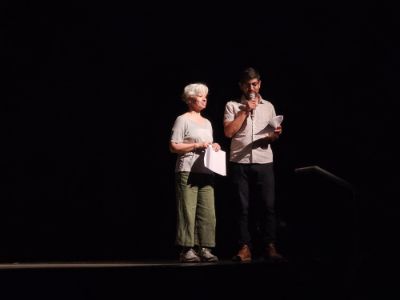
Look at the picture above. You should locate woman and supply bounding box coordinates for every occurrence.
[170,82,221,262]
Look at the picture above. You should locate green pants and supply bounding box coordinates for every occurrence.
[175,172,216,248]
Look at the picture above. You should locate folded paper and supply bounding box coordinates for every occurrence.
[269,115,284,129]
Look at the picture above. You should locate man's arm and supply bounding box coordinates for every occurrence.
[224,110,249,138]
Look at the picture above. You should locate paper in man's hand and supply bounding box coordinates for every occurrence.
[269,115,284,129]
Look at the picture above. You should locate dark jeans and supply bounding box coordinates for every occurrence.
[230,162,277,248]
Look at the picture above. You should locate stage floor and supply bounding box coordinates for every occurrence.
[0,257,378,300]
[0,259,260,269]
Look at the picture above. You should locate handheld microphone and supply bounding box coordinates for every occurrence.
[249,93,256,119]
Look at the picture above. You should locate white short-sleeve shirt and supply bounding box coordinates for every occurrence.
[224,96,277,164]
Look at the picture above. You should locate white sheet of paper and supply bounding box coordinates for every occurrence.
[269,115,284,128]
[255,115,284,135]
[204,145,226,176]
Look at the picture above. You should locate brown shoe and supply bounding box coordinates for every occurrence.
[232,244,252,262]
[265,243,287,262]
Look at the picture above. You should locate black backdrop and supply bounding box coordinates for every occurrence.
[2,2,398,262]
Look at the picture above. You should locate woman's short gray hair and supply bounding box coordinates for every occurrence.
[182,83,208,103]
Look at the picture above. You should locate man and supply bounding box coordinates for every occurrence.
[223,67,285,262]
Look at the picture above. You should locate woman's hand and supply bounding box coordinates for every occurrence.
[195,141,211,150]
[211,143,221,151]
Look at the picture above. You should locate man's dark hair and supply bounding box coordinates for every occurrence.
[239,67,261,84]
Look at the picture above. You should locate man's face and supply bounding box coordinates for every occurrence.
[240,79,261,98]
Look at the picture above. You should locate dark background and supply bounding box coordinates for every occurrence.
[1,1,398,266]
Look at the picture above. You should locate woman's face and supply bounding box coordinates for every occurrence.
[189,93,208,111]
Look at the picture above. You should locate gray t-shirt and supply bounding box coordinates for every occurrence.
[171,114,214,174]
